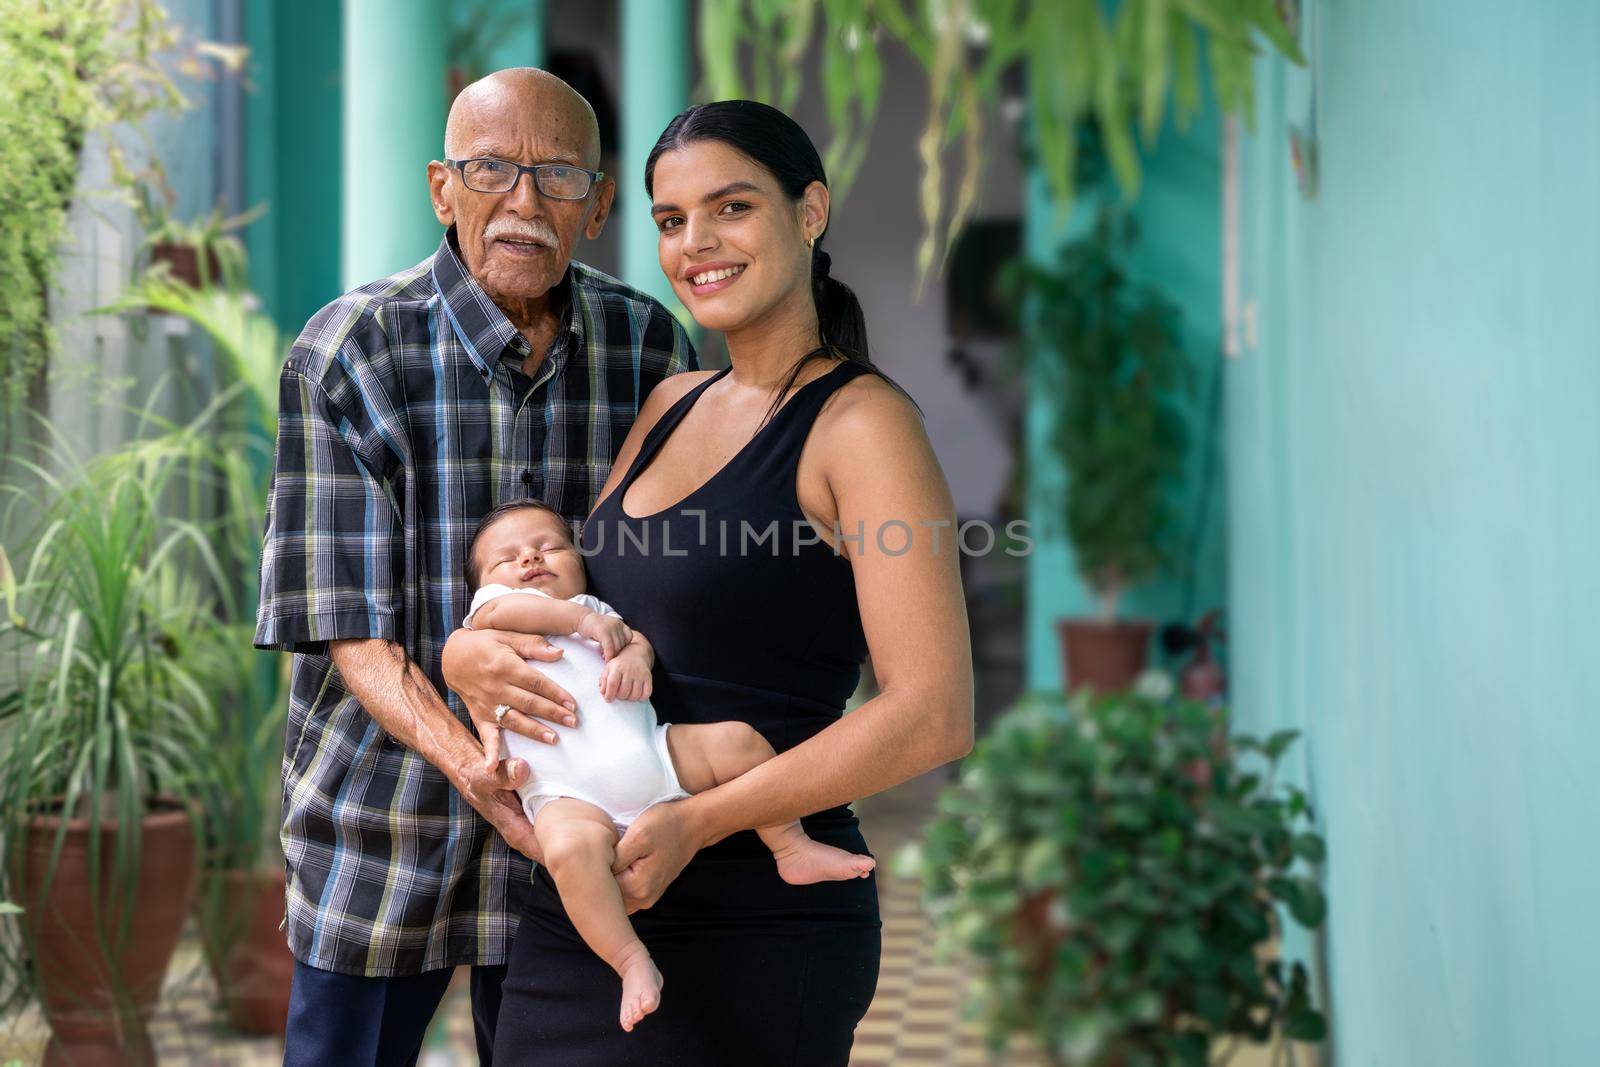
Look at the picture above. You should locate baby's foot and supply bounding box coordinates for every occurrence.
[619,954,663,1032]
[773,838,877,886]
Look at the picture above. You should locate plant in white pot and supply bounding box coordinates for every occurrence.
[1011,206,1191,692]
[0,435,222,1066]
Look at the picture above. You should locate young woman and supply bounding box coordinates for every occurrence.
[445,99,974,1065]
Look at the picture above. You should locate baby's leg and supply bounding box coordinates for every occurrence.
[666,721,875,885]
[534,798,662,1031]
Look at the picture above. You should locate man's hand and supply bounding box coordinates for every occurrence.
[598,651,652,702]
[443,626,578,745]
[577,611,633,660]
[451,752,545,865]
[611,799,709,913]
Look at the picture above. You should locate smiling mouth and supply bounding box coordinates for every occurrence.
[688,264,746,292]
[495,237,547,255]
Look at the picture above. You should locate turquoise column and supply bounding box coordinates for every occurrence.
[483,0,545,70]
[1022,166,1094,693]
[620,0,689,306]
[341,0,449,290]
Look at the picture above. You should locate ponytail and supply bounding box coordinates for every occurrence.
[810,247,868,361]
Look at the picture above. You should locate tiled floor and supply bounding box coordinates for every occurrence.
[0,771,1309,1065]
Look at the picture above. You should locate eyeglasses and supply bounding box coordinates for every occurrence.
[446,158,604,199]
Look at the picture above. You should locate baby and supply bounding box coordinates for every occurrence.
[461,498,875,1032]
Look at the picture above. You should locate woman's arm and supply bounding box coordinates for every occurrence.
[613,377,974,909]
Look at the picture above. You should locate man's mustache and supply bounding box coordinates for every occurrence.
[484,219,560,246]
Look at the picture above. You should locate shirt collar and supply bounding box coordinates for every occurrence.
[430,225,585,380]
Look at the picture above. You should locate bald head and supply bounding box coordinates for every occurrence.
[429,66,616,321]
[444,67,601,168]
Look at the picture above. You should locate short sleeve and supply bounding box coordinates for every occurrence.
[252,362,402,654]
[462,583,557,628]
[639,313,699,403]
[569,593,622,621]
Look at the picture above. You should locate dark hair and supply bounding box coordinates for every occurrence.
[464,497,574,592]
[644,99,919,426]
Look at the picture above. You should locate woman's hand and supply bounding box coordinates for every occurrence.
[441,627,579,747]
[611,798,712,913]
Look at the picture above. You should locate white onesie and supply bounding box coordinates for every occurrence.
[463,584,690,834]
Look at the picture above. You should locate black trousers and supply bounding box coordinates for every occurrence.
[282,958,507,1067]
[491,832,882,1066]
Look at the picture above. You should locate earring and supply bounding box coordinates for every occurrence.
[806,234,815,249]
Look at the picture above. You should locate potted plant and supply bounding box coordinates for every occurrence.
[1011,207,1192,692]
[904,688,1328,1066]
[0,436,222,1066]
[100,275,295,1034]
[134,191,264,294]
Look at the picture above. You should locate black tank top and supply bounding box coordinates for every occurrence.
[579,358,871,761]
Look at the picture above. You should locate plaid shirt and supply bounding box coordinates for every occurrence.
[254,227,696,976]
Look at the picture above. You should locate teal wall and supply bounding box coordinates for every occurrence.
[245,0,343,337]
[1025,107,1228,691]
[1230,4,1600,1063]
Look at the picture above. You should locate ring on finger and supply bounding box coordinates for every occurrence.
[493,704,510,725]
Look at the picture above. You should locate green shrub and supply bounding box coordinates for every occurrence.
[906,689,1327,1066]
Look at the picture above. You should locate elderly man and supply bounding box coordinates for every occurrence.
[254,68,696,1064]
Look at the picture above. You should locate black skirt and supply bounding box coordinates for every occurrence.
[491,818,881,1066]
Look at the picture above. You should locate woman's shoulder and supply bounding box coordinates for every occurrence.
[649,368,722,406]
[624,367,726,447]
[817,362,923,441]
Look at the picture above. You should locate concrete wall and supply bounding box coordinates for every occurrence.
[44,0,223,458]
[1229,4,1600,1063]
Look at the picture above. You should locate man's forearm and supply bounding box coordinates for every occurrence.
[330,639,480,785]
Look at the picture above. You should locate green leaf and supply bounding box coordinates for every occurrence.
[1291,832,1326,863]
[1263,729,1301,759]
[1283,1008,1328,1042]
[1288,879,1327,928]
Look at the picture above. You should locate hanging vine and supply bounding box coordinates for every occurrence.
[697,0,1303,290]
[0,0,184,418]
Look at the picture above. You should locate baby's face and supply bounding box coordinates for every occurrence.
[474,508,586,600]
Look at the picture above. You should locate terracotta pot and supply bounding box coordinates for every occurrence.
[199,867,294,1035]
[16,798,198,1067]
[1057,618,1153,694]
[147,241,222,291]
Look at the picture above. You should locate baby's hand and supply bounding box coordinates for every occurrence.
[599,654,652,703]
[578,610,633,660]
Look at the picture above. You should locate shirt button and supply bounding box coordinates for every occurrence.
[521,469,534,490]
